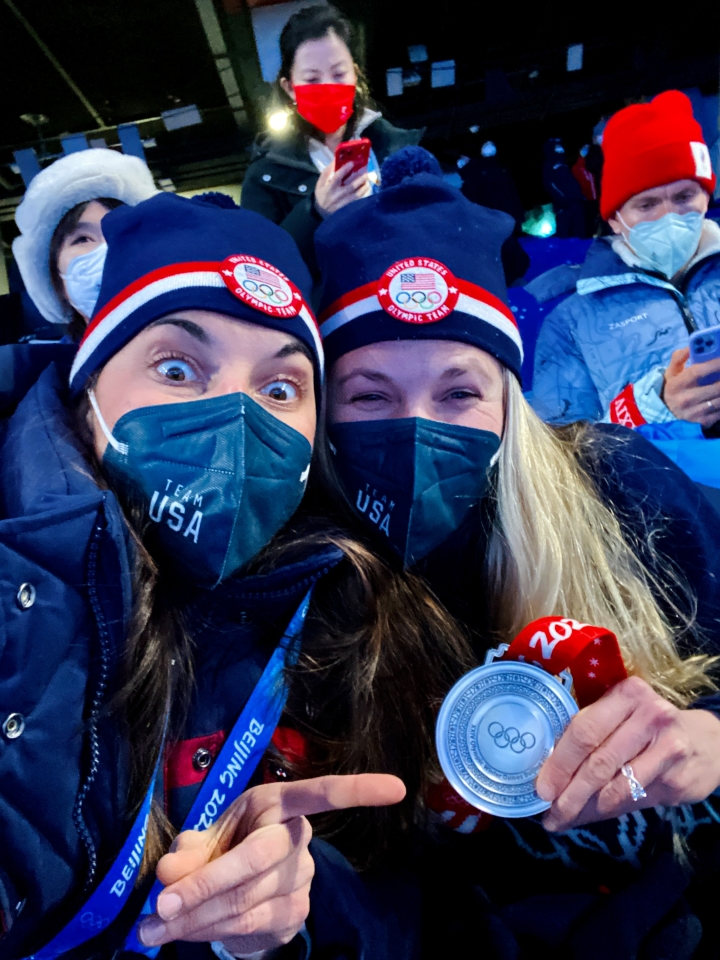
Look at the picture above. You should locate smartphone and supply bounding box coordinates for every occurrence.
[689,324,720,386]
[335,138,371,184]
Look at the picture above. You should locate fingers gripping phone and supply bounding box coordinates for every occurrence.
[689,324,720,386]
[334,138,371,184]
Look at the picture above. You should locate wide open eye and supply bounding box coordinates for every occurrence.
[157,358,198,382]
[260,379,298,402]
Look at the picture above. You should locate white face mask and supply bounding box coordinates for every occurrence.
[617,210,704,278]
[60,242,108,318]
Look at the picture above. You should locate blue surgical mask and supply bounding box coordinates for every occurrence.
[90,390,312,587]
[618,210,704,279]
[61,242,108,318]
[328,417,500,567]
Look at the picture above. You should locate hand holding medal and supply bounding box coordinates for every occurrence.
[437,617,720,831]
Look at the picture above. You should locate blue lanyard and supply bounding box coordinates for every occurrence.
[123,588,313,955]
[25,589,312,960]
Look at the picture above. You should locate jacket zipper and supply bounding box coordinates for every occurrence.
[72,501,112,891]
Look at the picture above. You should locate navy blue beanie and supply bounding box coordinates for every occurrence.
[69,192,322,393]
[315,146,523,378]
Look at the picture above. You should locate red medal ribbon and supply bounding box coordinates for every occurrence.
[499,616,627,708]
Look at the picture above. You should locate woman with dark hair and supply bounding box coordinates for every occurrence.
[0,190,476,959]
[240,4,422,273]
[12,148,157,341]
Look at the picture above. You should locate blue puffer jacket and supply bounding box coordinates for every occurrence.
[531,222,720,425]
[0,346,421,960]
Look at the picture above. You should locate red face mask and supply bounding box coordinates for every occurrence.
[293,83,356,135]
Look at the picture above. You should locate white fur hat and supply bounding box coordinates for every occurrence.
[12,149,158,324]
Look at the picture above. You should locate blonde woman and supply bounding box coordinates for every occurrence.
[315,147,720,959]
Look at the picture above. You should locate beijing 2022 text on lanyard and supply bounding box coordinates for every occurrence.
[24,589,313,960]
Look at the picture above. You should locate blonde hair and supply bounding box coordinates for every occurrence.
[485,372,714,706]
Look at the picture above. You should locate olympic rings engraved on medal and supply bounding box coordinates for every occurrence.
[487,721,537,753]
[436,662,579,817]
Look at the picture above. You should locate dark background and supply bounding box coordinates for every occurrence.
[1,0,719,243]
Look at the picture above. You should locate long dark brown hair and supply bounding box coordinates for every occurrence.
[73,392,475,872]
[49,198,123,342]
[274,4,375,143]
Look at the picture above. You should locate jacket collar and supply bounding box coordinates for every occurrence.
[259,133,320,174]
[0,360,102,519]
[258,109,385,173]
[0,341,76,417]
[185,543,344,629]
[307,109,383,171]
[577,219,720,296]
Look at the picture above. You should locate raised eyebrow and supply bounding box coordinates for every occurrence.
[439,366,470,380]
[336,368,393,387]
[274,340,315,363]
[439,364,496,381]
[146,318,210,343]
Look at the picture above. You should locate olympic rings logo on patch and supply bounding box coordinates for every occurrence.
[377,258,460,324]
[487,722,537,754]
[221,254,304,319]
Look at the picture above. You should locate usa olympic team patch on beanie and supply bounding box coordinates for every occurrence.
[314,146,523,378]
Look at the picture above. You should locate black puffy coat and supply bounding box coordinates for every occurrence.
[241,117,423,275]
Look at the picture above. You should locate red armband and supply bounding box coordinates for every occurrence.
[608,383,647,429]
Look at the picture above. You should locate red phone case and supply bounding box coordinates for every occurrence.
[335,138,371,181]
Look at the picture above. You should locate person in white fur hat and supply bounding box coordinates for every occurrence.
[12,148,157,339]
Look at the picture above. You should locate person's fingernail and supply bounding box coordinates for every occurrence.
[157,892,183,921]
[536,781,554,802]
[543,816,558,833]
[139,918,167,946]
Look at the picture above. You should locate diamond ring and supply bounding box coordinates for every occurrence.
[621,763,647,802]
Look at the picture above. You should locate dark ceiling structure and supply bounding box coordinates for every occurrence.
[1,0,719,248]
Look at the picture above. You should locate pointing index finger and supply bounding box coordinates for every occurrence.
[255,774,406,828]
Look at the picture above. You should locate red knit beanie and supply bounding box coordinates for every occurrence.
[600,90,716,220]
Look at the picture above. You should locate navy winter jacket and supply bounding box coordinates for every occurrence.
[0,346,421,960]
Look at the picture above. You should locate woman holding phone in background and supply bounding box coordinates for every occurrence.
[241,4,422,275]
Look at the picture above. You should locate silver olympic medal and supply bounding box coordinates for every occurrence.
[436,660,578,818]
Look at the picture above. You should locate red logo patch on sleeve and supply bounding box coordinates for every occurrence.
[608,383,647,429]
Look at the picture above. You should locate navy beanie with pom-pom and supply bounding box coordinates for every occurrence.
[315,145,523,378]
[69,192,322,394]
[380,145,443,188]
[191,191,240,210]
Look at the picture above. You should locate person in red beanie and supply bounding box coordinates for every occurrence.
[532,90,720,433]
